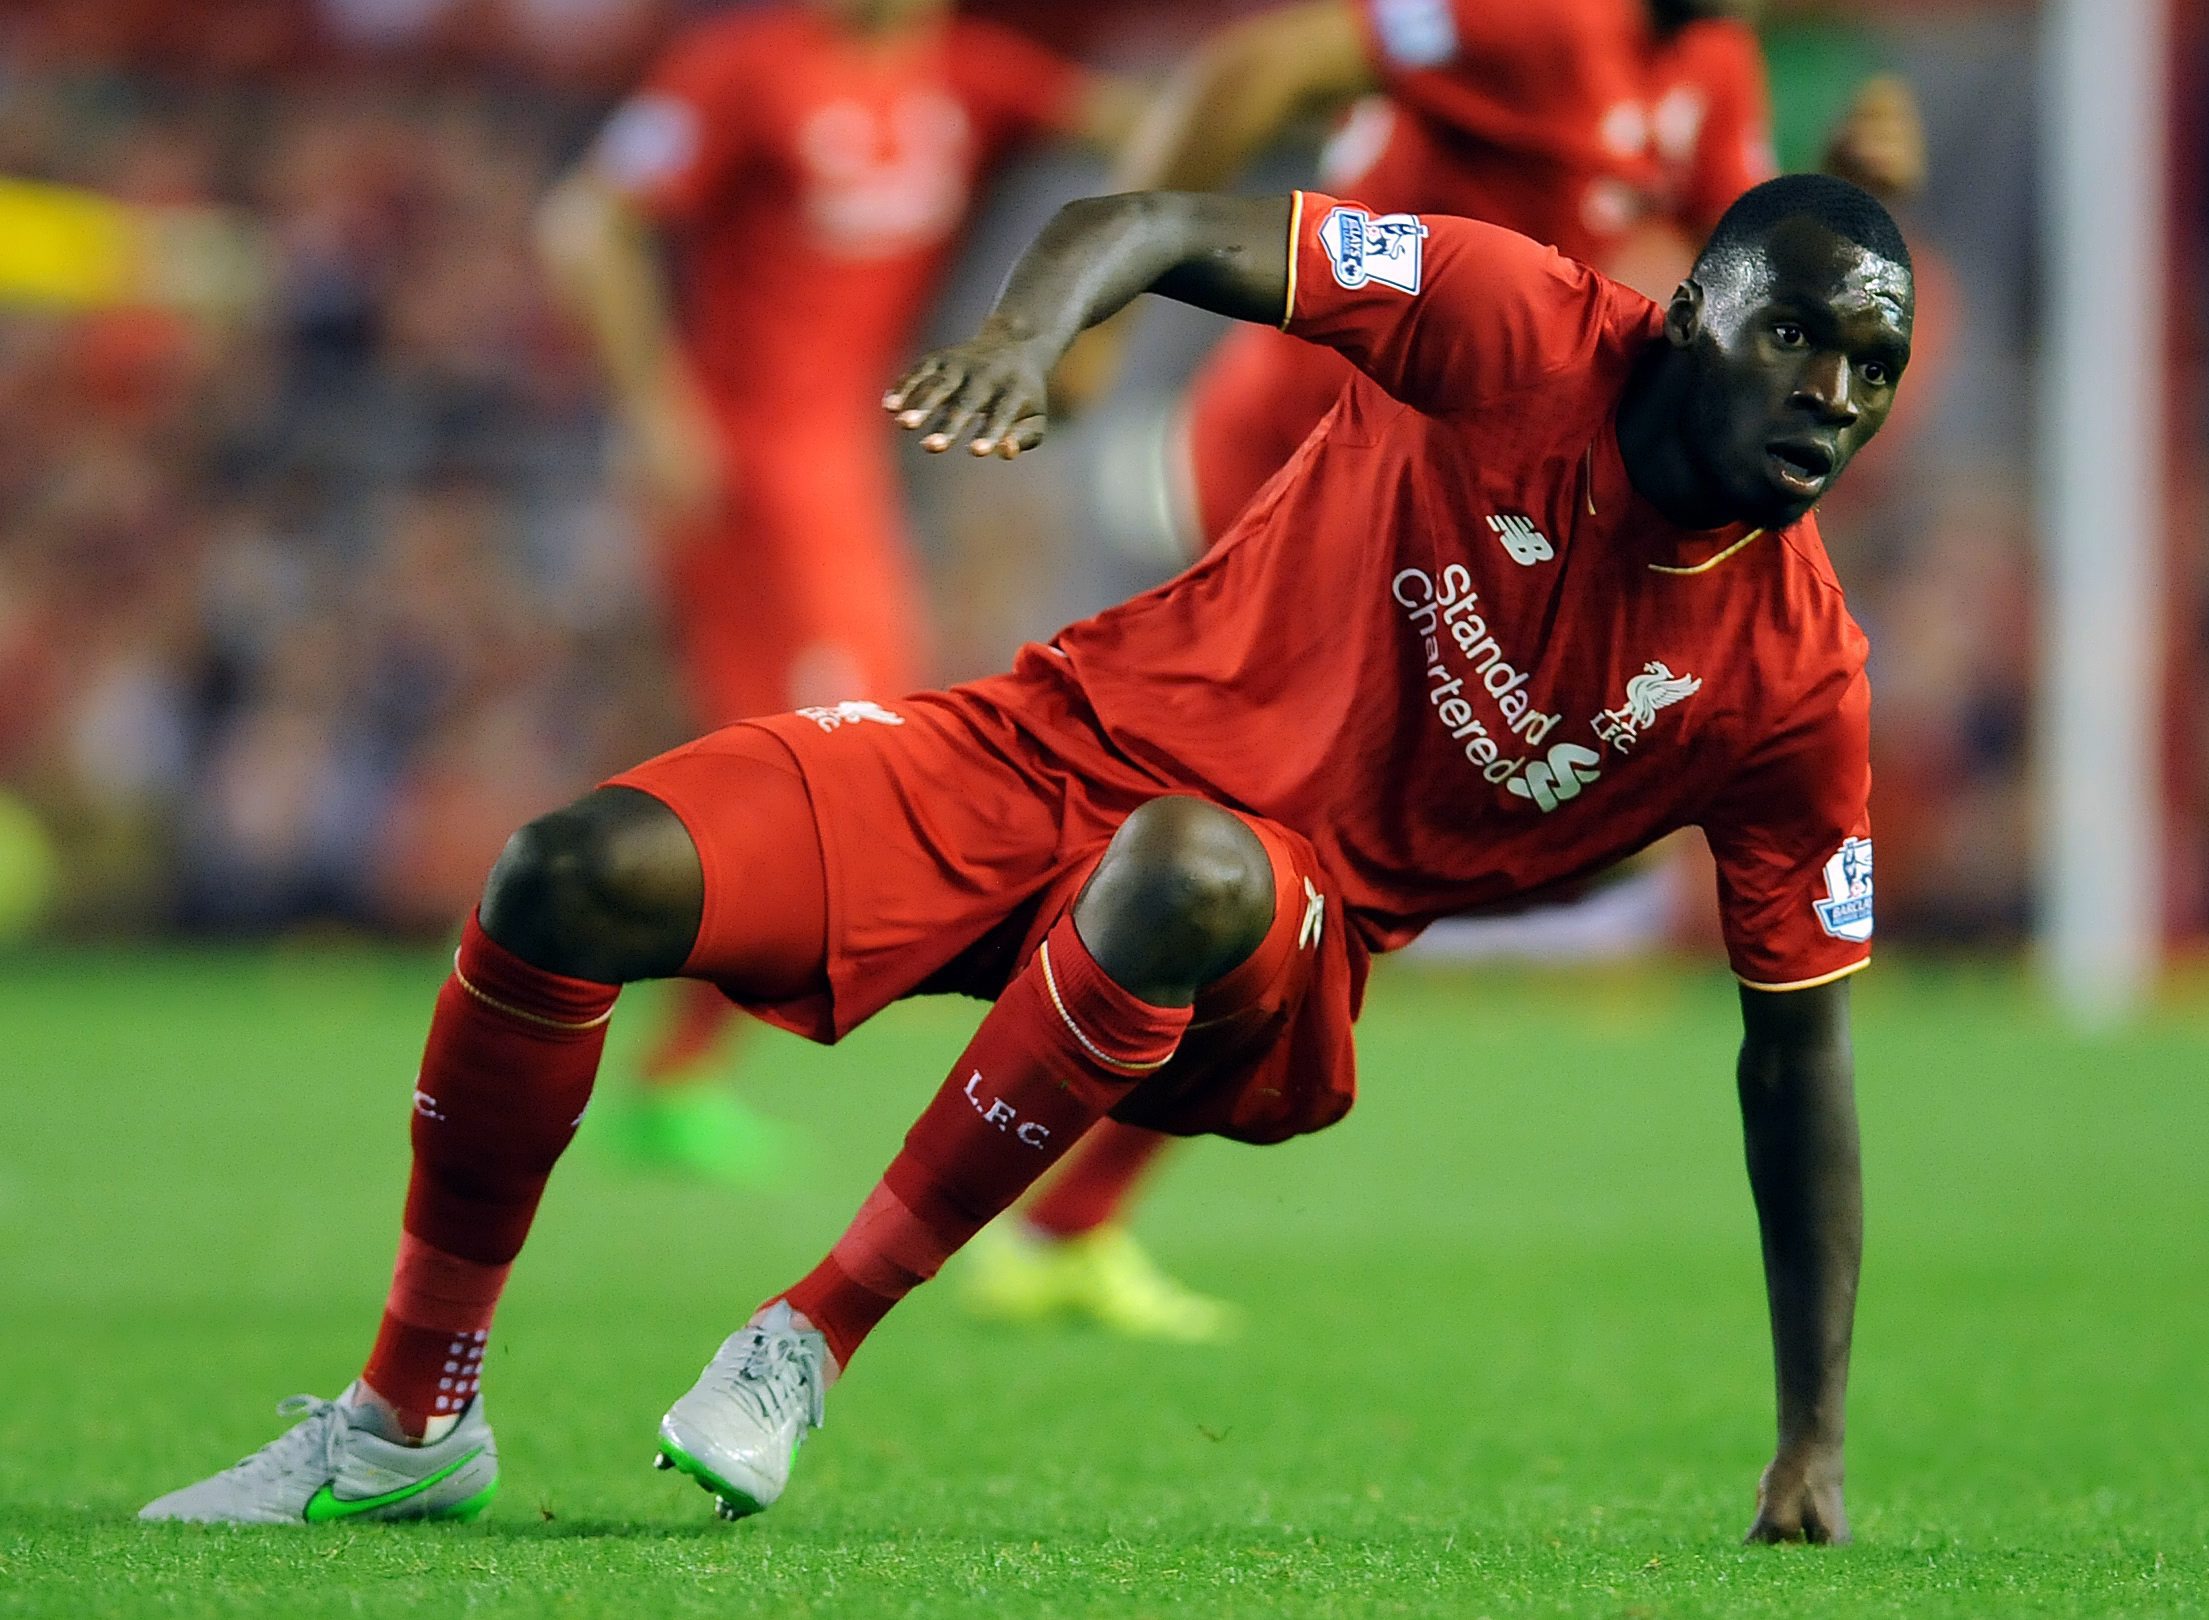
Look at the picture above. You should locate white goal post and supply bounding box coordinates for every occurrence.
[2037,0,2171,1023]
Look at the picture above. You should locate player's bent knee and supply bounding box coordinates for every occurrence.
[479,787,704,983]
[1077,797,1276,1000]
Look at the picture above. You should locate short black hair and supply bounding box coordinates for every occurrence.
[1693,173,1912,286]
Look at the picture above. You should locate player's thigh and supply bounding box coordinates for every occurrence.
[603,725,828,1001]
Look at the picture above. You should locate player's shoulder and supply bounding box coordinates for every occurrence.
[1769,514,1869,671]
[1326,196,1633,341]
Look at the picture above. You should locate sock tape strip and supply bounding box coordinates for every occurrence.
[452,953,617,1033]
[1037,939,1174,1076]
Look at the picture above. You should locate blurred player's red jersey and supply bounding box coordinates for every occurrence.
[1186,0,1774,542]
[594,6,1090,722]
[602,4,1089,421]
[635,198,1873,1142]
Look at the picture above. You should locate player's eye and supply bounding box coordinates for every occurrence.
[1771,322,1807,347]
[1857,359,1892,387]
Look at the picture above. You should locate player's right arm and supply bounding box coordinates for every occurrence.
[888,191,1295,458]
[1048,0,1379,412]
[892,189,1599,456]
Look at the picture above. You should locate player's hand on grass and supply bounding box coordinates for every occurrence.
[885,318,1054,459]
[1746,1447,1851,1546]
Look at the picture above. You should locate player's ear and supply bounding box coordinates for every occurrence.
[1665,280,1705,349]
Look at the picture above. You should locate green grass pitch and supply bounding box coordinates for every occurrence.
[2,949,2204,1617]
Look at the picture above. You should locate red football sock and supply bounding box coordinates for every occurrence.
[637,978,746,1088]
[362,914,618,1435]
[1022,1120,1174,1240]
[779,912,1189,1369]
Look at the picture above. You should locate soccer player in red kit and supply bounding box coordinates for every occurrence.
[144,174,1909,1543]
[980,0,1921,1334]
[537,0,1140,1182]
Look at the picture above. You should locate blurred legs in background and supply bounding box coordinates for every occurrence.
[612,432,925,1187]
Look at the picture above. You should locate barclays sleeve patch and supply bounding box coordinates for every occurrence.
[1813,837,1874,943]
[1319,206,1428,294]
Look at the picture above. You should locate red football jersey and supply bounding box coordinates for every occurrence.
[1642,17,1777,235]
[592,5,1089,418]
[1042,194,1873,989]
[1326,0,1775,260]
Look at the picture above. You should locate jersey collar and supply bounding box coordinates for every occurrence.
[1587,401,1769,577]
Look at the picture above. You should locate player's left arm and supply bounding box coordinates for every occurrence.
[1699,656,1873,1543]
[887,191,1293,458]
[1735,976,1859,1546]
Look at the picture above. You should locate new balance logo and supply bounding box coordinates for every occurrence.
[1505,742,1603,812]
[1486,513,1554,565]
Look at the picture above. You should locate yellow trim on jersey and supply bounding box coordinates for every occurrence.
[1735,956,1871,994]
[1648,528,1767,576]
[1279,190,1306,331]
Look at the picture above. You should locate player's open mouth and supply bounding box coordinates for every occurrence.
[1765,439,1835,498]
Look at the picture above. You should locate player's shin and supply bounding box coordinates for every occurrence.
[775,912,1191,1369]
[360,913,618,1439]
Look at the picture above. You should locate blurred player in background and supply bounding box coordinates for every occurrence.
[961,0,1926,1336]
[538,0,1141,1186]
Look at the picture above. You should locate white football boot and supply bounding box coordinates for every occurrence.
[139,1386,497,1525]
[654,1301,829,1520]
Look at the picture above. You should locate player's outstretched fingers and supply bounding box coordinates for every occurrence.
[922,370,1003,453]
[889,359,964,433]
[973,390,1045,457]
[999,415,1048,458]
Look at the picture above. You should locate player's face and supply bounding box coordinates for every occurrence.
[1676,220,1912,528]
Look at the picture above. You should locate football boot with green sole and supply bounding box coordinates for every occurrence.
[656,1302,827,1520]
[140,1386,497,1526]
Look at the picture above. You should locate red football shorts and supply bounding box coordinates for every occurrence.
[1183,325,1357,551]
[662,422,930,727]
[605,672,1367,1144]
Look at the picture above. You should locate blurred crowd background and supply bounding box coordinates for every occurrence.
[0,0,2199,947]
